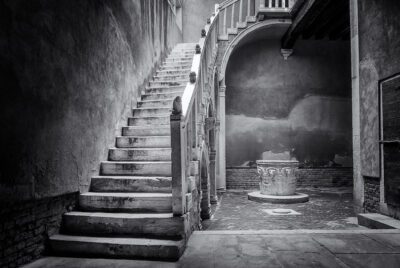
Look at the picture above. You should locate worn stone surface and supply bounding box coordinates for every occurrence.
[23,231,400,268]
[0,0,182,202]
[225,39,352,167]
[202,189,363,230]
[358,0,400,178]
[0,1,182,267]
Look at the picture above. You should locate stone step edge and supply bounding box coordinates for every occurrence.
[49,234,185,260]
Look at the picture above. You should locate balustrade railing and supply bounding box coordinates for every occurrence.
[170,5,219,216]
[218,0,296,39]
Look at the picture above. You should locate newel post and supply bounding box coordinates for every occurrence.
[171,96,186,216]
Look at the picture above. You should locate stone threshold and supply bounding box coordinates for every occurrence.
[196,229,400,235]
[358,213,400,229]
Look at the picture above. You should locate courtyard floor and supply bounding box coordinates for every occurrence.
[24,230,400,268]
[22,187,400,267]
[203,187,364,230]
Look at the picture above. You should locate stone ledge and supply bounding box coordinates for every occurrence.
[358,213,400,229]
[248,191,309,204]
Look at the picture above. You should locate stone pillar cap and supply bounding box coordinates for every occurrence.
[256,160,299,164]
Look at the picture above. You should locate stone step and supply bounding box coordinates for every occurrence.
[90,176,172,193]
[137,99,174,108]
[227,27,238,35]
[100,161,171,176]
[141,91,182,101]
[132,107,171,117]
[122,126,170,136]
[166,54,193,59]
[148,80,187,87]
[128,115,170,126]
[62,212,184,238]
[163,61,193,67]
[156,69,191,75]
[165,58,193,63]
[161,62,192,68]
[246,15,257,23]
[153,74,188,81]
[115,136,170,148]
[170,48,196,54]
[79,192,172,213]
[145,84,186,92]
[160,65,192,71]
[108,148,171,161]
[174,43,196,47]
[145,86,186,94]
[49,234,184,260]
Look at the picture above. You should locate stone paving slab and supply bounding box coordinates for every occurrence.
[24,230,400,268]
[311,234,400,254]
[336,254,400,268]
[364,233,400,248]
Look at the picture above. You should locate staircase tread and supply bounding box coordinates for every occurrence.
[101,161,171,164]
[109,147,171,150]
[80,192,172,197]
[133,107,171,110]
[51,234,182,246]
[139,99,175,102]
[123,125,169,129]
[116,136,170,138]
[65,211,174,219]
[129,115,170,119]
[92,175,171,179]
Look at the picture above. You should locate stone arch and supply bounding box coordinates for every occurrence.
[219,19,291,83]
[215,18,292,190]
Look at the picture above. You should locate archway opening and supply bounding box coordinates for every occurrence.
[206,20,357,231]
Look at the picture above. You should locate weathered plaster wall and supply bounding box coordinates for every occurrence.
[357,0,400,178]
[182,0,223,43]
[356,0,400,218]
[0,0,182,203]
[225,39,352,167]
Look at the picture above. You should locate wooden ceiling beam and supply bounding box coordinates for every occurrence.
[281,0,332,49]
[301,0,345,39]
[315,6,349,39]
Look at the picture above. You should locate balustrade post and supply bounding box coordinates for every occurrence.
[217,82,226,191]
[230,4,235,29]
[261,0,266,9]
[247,0,251,17]
[223,8,227,36]
[238,0,243,23]
[171,97,186,216]
[209,150,218,204]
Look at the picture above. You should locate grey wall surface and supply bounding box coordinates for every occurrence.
[225,39,352,167]
[0,0,182,202]
[357,0,400,178]
[182,0,223,43]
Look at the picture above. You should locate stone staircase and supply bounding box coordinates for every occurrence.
[49,43,196,261]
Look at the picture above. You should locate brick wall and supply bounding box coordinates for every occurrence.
[297,168,353,187]
[0,193,78,268]
[364,177,380,213]
[226,167,260,190]
[226,167,353,190]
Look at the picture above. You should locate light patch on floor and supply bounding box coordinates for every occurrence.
[344,217,359,225]
[262,208,301,215]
